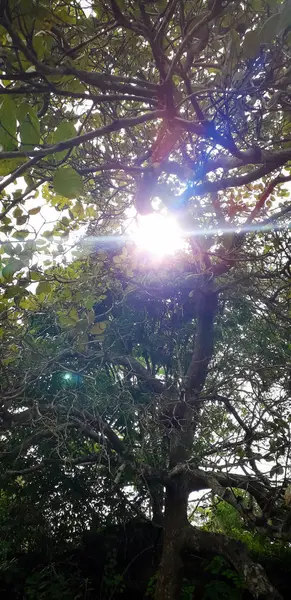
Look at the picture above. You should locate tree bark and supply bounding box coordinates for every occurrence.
[154,476,188,600]
[155,288,218,600]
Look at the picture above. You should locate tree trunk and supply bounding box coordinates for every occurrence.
[155,288,218,600]
[154,475,188,600]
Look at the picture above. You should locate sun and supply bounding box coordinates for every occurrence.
[130,214,184,256]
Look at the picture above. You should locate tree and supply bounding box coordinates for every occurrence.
[0,1,291,599]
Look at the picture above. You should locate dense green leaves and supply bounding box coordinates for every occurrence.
[0,0,291,245]
[0,2,291,598]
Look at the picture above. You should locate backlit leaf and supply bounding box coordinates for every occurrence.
[53,167,84,199]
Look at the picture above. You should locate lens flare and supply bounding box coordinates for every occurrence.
[130,214,184,256]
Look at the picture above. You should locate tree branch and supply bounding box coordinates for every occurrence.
[170,464,270,503]
[178,159,291,202]
[0,86,158,105]
[108,355,165,394]
[245,175,291,225]
[5,453,102,476]
[184,525,283,599]
[0,161,42,196]
[0,111,165,160]
[165,2,225,83]
[185,290,218,394]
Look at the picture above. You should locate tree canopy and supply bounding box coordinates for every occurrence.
[0,1,291,599]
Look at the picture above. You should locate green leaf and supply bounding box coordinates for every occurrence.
[242,30,260,58]
[16,215,28,226]
[259,13,281,44]
[74,333,88,353]
[35,280,51,295]
[28,206,41,215]
[53,121,76,160]
[33,33,52,59]
[13,207,23,218]
[2,243,15,256]
[116,0,126,9]
[36,239,48,247]
[72,200,85,218]
[19,106,40,150]
[251,0,264,10]
[2,259,24,278]
[53,167,84,199]
[0,96,17,151]
[68,307,78,322]
[278,2,291,31]
[0,158,26,176]
[30,271,41,281]
[84,296,97,310]
[18,101,32,122]
[12,230,30,239]
[4,284,27,299]
[24,174,34,187]
[75,318,88,332]
[87,309,95,325]
[90,322,107,335]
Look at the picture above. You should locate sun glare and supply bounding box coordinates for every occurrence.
[131,214,184,256]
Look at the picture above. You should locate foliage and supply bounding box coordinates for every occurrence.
[1,1,291,599]
[203,556,245,599]
[204,497,291,563]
